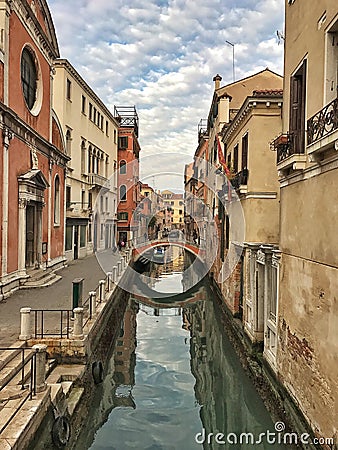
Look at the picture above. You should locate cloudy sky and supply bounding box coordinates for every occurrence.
[48,0,284,191]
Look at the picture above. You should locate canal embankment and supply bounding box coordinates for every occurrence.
[209,274,322,450]
[0,250,132,450]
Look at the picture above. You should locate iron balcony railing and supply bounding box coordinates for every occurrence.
[231,169,249,190]
[307,97,338,145]
[271,132,301,163]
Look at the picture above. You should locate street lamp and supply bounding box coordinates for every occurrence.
[226,40,235,82]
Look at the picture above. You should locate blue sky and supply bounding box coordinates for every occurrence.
[48,0,284,191]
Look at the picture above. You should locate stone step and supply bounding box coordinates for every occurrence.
[21,273,62,289]
[0,343,27,372]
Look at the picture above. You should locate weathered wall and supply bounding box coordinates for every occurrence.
[277,253,338,441]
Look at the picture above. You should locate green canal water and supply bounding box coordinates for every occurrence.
[74,249,286,450]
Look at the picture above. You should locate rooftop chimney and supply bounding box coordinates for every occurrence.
[213,74,222,90]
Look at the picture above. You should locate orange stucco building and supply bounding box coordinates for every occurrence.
[115,106,141,245]
[0,0,68,298]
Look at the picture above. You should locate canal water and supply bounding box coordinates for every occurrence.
[74,248,286,450]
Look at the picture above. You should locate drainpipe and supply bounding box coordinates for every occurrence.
[2,126,12,276]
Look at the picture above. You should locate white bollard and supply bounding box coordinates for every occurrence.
[19,307,31,340]
[112,266,117,283]
[89,291,97,317]
[117,261,122,276]
[32,344,47,392]
[106,272,112,292]
[72,308,84,339]
[99,279,106,302]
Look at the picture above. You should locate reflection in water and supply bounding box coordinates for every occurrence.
[74,252,286,450]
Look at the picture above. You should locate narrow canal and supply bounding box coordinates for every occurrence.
[74,248,286,449]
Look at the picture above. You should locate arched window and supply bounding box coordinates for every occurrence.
[119,160,126,174]
[54,175,60,225]
[66,129,72,156]
[120,184,127,201]
[21,47,37,110]
[81,141,86,174]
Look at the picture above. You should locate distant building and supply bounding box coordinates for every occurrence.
[53,59,119,260]
[161,190,184,229]
[115,106,141,245]
[0,0,69,297]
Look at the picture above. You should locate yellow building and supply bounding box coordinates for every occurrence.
[53,59,119,260]
[272,0,338,442]
[161,190,184,229]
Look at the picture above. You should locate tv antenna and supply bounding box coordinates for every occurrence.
[276,30,285,45]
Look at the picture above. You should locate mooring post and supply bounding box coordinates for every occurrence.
[89,291,96,317]
[72,307,84,339]
[112,266,117,282]
[32,344,47,392]
[117,261,122,276]
[99,279,106,302]
[106,272,112,292]
[19,307,31,340]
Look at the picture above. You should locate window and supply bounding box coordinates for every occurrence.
[227,152,231,170]
[66,129,72,156]
[241,134,248,170]
[179,209,182,215]
[54,175,60,225]
[119,160,126,174]
[21,47,37,110]
[88,192,92,210]
[81,191,85,209]
[119,136,128,149]
[66,186,71,209]
[114,129,116,143]
[106,120,109,135]
[325,23,338,104]
[81,95,86,114]
[120,185,127,201]
[81,141,86,174]
[289,60,307,153]
[118,212,128,221]
[233,144,239,173]
[93,107,97,123]
[66,78,72,100]
[89,103,93,120]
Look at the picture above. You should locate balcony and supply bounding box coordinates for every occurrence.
[271,133,307,175]
[307,98,338,160]
[231,169,249,194]
[88,173,108,189]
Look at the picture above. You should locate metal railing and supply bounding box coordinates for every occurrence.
[31,309,72,339]
[0,347,36,434]
[307,97,338,145]
[231,168,249,190]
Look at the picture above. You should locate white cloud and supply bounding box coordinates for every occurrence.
[48,0,284,188]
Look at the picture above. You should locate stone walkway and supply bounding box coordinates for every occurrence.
[0,251,122,347]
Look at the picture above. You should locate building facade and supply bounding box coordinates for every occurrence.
[0,0,68,298]
[115,106,141,246]
[272,0,338,442]
[53,59,119,260]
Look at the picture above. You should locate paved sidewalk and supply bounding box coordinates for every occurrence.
[0,251,123,347]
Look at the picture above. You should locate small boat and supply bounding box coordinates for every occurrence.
[153,247,165,263]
